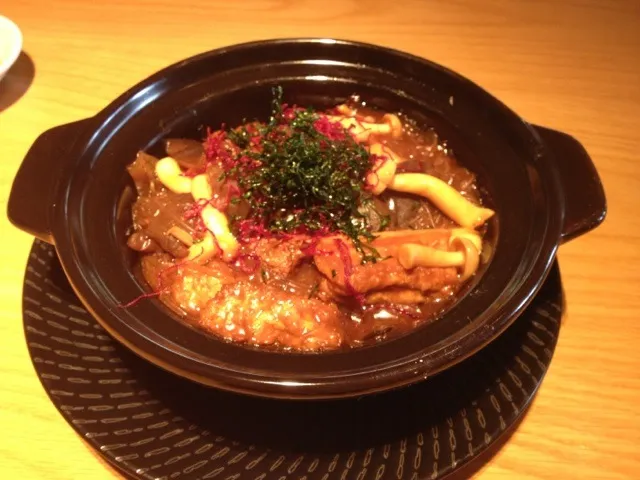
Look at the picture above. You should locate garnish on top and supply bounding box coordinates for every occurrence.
[205,87,381,260]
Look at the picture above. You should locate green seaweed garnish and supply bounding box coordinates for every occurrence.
[215,87,380,261]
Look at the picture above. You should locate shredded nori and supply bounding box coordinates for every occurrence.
[217,87,379,261]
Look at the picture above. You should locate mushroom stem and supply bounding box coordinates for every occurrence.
[190,174,240,261]
[326,113,403,142]
[155,157,192,194]
[388,173,495,229]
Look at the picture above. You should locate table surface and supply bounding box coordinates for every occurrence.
[1,1,639,479]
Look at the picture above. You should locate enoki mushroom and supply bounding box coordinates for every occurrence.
[155,158,240,262]
[360,141,495,229]
[388,173,495,229]
[327,113,403,142]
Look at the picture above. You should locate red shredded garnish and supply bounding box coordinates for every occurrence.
[183,199,210,233]
[183,200,204,219]
[209,181,241,211]
[234,253,261,274]
[364,153,389,191]
[298,225,333,257]
[235,218,272,242]
[280,103,303,122]
[300,240,333,258]
[204,129,238,171]
[299,238,320,257]
[313,115,347,141]
[334,238,365,305]
[118,289,166,308]
[211,232,223,257]
[119,258,188,309]
[235,154,262,171]
[338,116,367,141]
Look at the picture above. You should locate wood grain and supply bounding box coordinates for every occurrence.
[1,1,639,478]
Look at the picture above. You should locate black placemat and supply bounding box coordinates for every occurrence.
[23,239,563,479]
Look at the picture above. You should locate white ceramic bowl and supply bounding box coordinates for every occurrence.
[0,15,22,82]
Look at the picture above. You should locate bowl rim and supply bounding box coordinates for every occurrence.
[0,15,22,75]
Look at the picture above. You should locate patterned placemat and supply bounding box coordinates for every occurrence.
[23,239,562,479]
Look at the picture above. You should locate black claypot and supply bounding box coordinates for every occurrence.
[8,38,606,399]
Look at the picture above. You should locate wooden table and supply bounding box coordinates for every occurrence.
[1,1,638,478]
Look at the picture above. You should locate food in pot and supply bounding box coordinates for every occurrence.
[125,89,495,351]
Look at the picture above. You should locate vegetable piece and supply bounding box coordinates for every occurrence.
[388,173,495,229]
[450,236,480,281]
[375,228,482,251]
[226,195,250,220]
[205,163,226,193]
[155,157,192,194]
[127,151,159,196]
[368,143,407,164]
[269,262,325,297]
[247,237,308,278]
[382,113,403,138]
[191,174,213,201]
[147,230,187,258]
[357,197,391,232]
[188,232,219,263]
[366,144,397,195]
[392,196,423,228]
[167,226,194,246]
[140,253,175,291]
[131,193,197,258]
[398,242,480,281]
[126,231,159,253]
[164,138,205,169]
[200,205,239,261]
[396,244,465,269]
[188,172,240,261]
[326,113,403,142]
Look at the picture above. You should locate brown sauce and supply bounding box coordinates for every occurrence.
[126,95,491,352]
